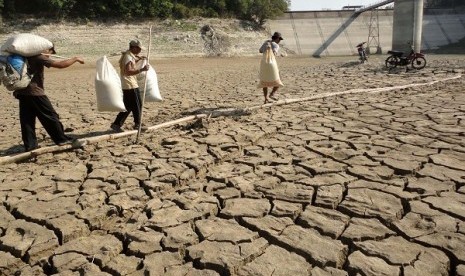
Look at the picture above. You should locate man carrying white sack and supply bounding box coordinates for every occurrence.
[111,39,149,132]
[258,32,284,104]
[14,45,85,152]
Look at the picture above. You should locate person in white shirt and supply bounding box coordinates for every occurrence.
[259,32,283,103]
[111,40,149,132]
[259,32,282,56]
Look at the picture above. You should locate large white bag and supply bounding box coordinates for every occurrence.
[95,56,126,112]
[1,33,53,57]
[258,43,283,88]
[136,59,162,102]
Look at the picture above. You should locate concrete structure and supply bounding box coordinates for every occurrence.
[269,8,465,56]
[414,0,425,52]
[392,0,424,53]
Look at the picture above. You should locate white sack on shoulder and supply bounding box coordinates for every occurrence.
[1,33,53,57]
[258,45,283,88]
[136,59,162,102]
[95,56,126,112]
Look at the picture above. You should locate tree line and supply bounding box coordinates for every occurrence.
[0,0,289,26]
[0,0,461,25]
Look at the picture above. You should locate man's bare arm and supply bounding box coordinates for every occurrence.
[49,57,85,69]
[124,62,149,76]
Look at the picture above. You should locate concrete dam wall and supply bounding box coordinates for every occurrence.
[268,9,465,56]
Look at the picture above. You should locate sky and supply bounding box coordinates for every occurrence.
[290,0,378,11]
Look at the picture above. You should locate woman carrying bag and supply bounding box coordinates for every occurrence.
[258,32,284,104]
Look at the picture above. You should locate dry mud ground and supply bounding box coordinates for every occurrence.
[0,54,465,275]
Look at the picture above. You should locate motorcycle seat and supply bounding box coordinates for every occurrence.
[388,50,404,57]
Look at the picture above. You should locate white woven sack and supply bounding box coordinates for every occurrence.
[1,33,53,57]
[136,59,162,102]
[95,56,126,112]
[258,44,283,88]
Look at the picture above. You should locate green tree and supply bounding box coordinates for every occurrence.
[2,0,18,16]
[0,0,289,21]
[226,0,251,17]
[173,3,192,18]
[245,0,289,26]
[147,0,173,18]
[38,0,76,17]
[207,0,227,16]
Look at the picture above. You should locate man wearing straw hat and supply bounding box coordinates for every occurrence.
[13,45,85,152]
[110,39,149,132]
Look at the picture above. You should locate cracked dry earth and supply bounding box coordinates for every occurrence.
[0,55,465,276]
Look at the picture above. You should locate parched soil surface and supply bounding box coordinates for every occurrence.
[0,54,465,275]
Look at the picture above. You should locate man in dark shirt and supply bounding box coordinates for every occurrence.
[13,47,85,151]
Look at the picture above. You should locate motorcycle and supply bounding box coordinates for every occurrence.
[356,42,368,64]
[385,47,426,70]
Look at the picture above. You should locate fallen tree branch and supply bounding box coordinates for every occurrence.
[0,74,461,165]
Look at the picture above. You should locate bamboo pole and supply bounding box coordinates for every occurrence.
[136,25,153,143]
[0,140,86,165]
[0,114,208,165]
[146,114,208,131]
[108,51,125,57]
[0,74,461,165]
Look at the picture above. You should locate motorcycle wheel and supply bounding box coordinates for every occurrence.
[411,57,426,70]
[385,56,398,69]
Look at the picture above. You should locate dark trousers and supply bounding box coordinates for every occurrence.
[113,88,141,127]
[18,95,69,151]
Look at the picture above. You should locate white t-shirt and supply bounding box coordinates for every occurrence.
[259,40,280,56]
[119,50,138,90]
